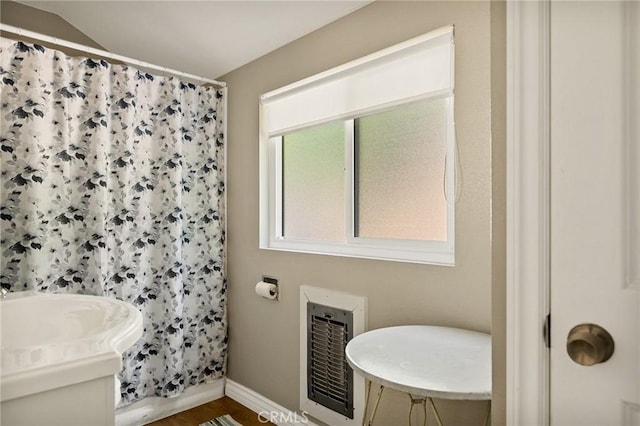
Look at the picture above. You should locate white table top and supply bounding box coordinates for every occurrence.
[345,325,491,401]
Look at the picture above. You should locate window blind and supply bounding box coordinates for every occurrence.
[260,25,454,138]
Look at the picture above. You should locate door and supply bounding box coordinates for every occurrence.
[551,1,640,425]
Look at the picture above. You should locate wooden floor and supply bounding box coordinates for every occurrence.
[146,396,275,426]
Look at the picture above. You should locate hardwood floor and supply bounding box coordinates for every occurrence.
[145,396,275,426]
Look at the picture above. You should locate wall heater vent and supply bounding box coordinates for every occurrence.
[307,303,354,418]
[300,285,366,426]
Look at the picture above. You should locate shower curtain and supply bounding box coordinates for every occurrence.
[0,38,227,405]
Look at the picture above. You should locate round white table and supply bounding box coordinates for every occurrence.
[345,325,491,426]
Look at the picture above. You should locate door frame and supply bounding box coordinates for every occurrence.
[506,0,551,425]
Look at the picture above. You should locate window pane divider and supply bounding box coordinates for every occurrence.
[344,120,356,243]
[274,136,284,240]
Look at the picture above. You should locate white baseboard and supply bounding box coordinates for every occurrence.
[225,379,319,426]
[115,379,226,426]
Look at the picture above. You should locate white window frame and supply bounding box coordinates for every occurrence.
[259,26,456,266]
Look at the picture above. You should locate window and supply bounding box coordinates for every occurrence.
[282,122,345,241]
[260,26,455,265]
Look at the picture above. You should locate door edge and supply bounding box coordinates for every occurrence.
[506,1,551,425]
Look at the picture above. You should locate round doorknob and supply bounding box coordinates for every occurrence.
[566,323,614,366]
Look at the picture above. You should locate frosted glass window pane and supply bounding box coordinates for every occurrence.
[355,98,448,241]
[283,122,345,241]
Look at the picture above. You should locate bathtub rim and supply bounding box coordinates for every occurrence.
[1,291,143,402]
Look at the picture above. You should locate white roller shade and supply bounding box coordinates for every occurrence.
[260,25,454,137]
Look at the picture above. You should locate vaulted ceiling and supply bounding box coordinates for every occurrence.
[17,1,369,79]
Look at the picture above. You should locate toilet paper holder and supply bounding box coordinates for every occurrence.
[256,275,279,301]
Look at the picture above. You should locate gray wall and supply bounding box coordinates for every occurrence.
[0,1,105,53]
[491,2,507,425]
[221,1,505,424]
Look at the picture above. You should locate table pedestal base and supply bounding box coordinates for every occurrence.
[362,381,491,426]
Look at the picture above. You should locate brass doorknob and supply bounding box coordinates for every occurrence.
[566,323,614,366]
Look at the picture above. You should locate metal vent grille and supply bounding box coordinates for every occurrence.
[307,302,354,419]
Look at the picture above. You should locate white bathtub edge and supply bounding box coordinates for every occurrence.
[1,351,122,402]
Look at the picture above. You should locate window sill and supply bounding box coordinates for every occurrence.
[260,240,455,266]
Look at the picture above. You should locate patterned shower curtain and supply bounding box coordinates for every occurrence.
[0,38,227,405]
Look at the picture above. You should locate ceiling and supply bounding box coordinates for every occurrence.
[18,1,369,79]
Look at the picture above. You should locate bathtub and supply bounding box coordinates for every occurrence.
[1,291,143,426]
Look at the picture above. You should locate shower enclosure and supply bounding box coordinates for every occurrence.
[0,32,227,407]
